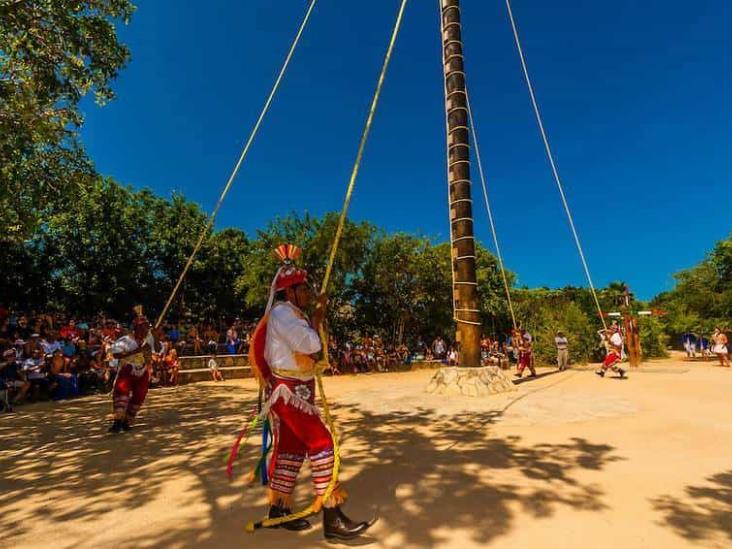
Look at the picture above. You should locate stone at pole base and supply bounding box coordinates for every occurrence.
[426,366,516,397]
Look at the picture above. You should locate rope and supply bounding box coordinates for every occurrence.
[503,0,607,330]
[245,0,409,532]
[464,89,517,330]
[154,0,319,330]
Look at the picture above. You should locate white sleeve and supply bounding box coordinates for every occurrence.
[270,305,322,355]
[109,337,137,355]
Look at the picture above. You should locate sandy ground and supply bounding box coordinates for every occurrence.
[1,357,731,549]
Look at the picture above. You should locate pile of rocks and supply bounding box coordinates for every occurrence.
[426,366,516,397]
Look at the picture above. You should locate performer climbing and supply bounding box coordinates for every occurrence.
[108,306,157,433]
[514,327,536,378]
[248,244,371,541]
[596,324,626,378]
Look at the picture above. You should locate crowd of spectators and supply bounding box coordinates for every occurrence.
[0,307,260,412]
[324,332,518,374]
[0,305,526,413]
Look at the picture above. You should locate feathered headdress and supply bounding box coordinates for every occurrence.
[132,305,149,328]
[264,244,308,314]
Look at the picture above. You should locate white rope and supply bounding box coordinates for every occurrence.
[504,0,607,330]
[154,0,318,328]
[464,89,517,330]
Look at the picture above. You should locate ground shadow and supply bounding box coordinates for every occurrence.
[512,368,563,385]
[0,381,623,548]
[652,470,732,544]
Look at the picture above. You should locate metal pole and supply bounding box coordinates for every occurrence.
[441,0,481,366]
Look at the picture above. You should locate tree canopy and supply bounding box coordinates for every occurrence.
[1,0,135,238]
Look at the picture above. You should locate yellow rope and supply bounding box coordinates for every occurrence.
[154,0,319,330]
[245,0,409,532]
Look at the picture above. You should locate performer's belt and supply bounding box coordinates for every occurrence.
[272,368,315,381]
[269,373,316,408]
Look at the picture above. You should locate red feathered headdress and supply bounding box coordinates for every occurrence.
[132,305,150,334]
[272,244,307,291]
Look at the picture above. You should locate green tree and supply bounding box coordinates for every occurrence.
[653,232,732,343]
[184,228,250,320]
[353,233,428,344]
[0,0,135,237]
[41,177,155,316]
[513,287,602,365]
[235,212,375,338]
[639,316,669,359]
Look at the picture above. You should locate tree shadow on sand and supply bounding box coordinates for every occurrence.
[652,470,732,544]
[1,383,623,548]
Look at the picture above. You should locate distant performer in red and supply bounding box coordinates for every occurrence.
[596,324,626,378]
[248,244,371,541]
[515,327,536,379]
[108,306,157,433]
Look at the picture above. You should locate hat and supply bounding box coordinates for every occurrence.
[264,244,309,314]
[272,244,307,290]
[274,265,308,291]
[30,333,40,338]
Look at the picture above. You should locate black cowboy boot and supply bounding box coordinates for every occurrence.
[108,420,123,433]
[323,506,370,541]
[121,419,132,432]
[267,505,311,531]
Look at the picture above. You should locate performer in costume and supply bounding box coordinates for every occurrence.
[108,306,157,433]
[514,327,536,378]
[596,324,626,378]
[249,244,370,541]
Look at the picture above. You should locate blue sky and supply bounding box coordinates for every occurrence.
[80,0,731,300]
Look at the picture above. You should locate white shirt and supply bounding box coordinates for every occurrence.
[109,335,145,368]
[265,301,321,374]
[208,358,219,370]
[554,336,568,350]
[609,332,623,350]
[41,340,63,355]
[23,358,46,380]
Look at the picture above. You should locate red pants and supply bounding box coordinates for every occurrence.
[113,364,150,422]
[602,351,621,370]
[517,351,535,375]
[267,376,343,506]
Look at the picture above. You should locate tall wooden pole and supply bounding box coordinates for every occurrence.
[441,0,481,367]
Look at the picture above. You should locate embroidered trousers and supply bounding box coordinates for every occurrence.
[266,376,343,506]
[113,364,150,422]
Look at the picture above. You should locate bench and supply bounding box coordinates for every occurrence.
[177,354,252,383]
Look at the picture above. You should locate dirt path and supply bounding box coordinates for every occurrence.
[1,358,730,548]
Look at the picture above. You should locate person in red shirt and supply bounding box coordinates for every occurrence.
[59,319,80,340]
